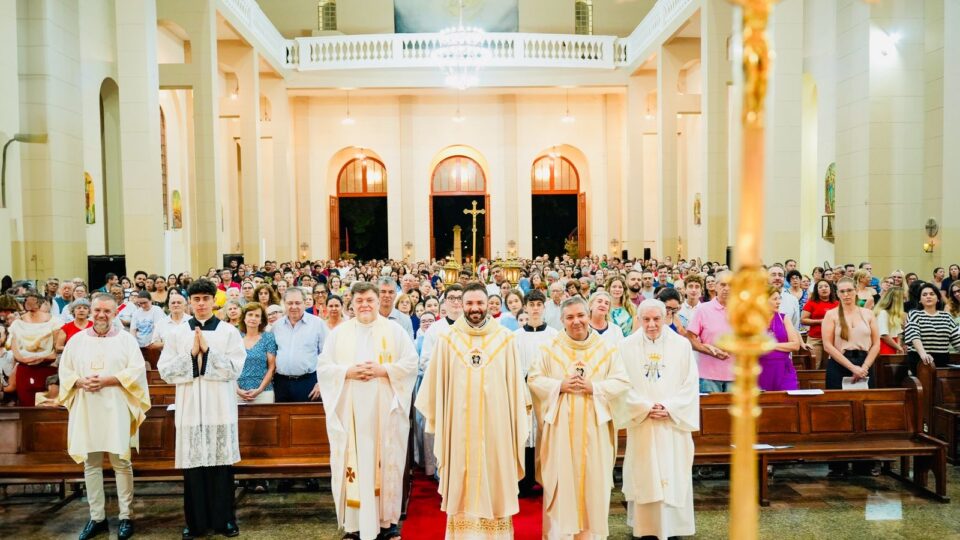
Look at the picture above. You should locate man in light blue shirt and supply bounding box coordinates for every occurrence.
[378,278,414,340]
[272,288,328,403]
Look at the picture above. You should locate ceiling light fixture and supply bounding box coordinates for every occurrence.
[432,0,490,90]
[561,90,575,123]
[341,90,355,125]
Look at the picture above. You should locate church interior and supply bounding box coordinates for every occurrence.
[2,0,960,538]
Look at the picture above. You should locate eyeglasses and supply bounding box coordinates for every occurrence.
[953,289,960,296]
[446,295,463,302]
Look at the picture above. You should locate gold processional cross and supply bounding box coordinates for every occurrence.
[722,1,777,539]
[463,200,485,270]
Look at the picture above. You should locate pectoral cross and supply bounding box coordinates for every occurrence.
[463,200,485,268]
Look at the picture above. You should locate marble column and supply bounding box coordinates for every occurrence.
[701,0,733,263]
[942,0,960,267]
[236,48,263,263]
[17,0,86,279]
[0,0,23,276]
[115,0,165,273]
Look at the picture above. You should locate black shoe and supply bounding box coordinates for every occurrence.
[377,524,401,540]
[181,527,198,540]
[217,521,240,537]
[118,519,134,540]
[78,520,109,540]
[304,478,320,492]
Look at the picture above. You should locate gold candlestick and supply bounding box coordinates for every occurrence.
[719,1,777,539]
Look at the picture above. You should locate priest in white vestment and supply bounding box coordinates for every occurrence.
[512,289,557,496]
[158,279,246,539]
[528,296,632,540]
[317,282,418,540]
[615,299,700,540]
[415,283,529,539]
[415,283,464,475]
[59,293,151,540]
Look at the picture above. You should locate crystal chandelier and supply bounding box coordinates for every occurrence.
[432,1,490,90]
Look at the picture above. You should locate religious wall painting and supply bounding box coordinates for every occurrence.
[693,193,702,225]
[84,172,95,224]
[172,190,183,230]
[394,0,518,33]
[824,162,836,215]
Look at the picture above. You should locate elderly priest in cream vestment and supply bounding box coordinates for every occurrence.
[317,282,418,540]
[59,293,151,540]
[615,299,700,540]
[527,296,631,540]
[415,282,529,539]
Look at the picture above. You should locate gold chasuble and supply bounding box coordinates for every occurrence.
[528,330,631,539]
[415,317,529,540]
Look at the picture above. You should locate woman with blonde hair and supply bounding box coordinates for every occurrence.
[588,291,624,347]
[874,287,905,355]
[822,277,880,390]
[853,269,876,310]
[606,275,635,336]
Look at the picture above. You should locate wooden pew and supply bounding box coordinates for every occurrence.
[141,348,161,370]
[616,377,949,505]
[796,370,826,390]
[148,384,177,405]
[789,355,907,392]
[147,369,164,385]
[0,403,330,482]
[791,349,817,371]
[917,359,960,463]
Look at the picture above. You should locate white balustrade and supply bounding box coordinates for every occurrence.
[215,0,693,74]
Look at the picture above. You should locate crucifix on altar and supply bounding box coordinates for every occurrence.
[462,200,485,269]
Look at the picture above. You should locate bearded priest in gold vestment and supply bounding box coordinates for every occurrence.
[415,282,529,539]
[528,296,632,540]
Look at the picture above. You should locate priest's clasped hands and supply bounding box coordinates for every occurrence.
[648,403,671,420]
[559,375,594,395]
[74,374,119,392]
[346,362,389,382]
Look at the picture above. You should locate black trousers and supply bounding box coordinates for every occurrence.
[518,447,537,493]
[273,372,318,402]
[825,350,875,389]
[184,465,235,532]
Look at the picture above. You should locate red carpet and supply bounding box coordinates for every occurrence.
[402,471,543,539]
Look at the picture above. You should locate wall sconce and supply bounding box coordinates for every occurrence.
[609,238,620,254]
[299,242,310,260]
[507,239,517,258]
[404,241,413,259]
[923,217,939,253]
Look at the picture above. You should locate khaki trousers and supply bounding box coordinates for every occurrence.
[83,452,134,521]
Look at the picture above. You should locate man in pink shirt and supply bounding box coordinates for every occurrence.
[686,271,733,393]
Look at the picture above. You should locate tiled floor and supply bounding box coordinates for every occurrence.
[1,463,958,539]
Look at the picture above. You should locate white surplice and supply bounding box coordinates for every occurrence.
[615,329,700,539]
[58,328,152,463]
[157,317,246,469]
[317,316,418,540]
[513,323,558,448]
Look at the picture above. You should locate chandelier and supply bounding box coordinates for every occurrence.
[431,1,490,89]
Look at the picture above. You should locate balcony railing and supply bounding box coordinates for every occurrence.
[292,32,624,71]
[217,0,695,74]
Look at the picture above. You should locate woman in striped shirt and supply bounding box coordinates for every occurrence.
[903,282,960,373]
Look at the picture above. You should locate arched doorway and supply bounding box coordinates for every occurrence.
[330,155,388,260]
[430,155,489,263]
[531,153,586,257]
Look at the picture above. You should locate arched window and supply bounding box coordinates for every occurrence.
[159,106,169,229]
[432,155,486,193]
[575,0,593,35]
[318,0,337,31]
[531,155,579,194]
[337,157,387,196]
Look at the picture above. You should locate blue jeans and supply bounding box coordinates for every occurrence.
[699,378,734,393]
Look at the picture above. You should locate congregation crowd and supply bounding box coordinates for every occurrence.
[2,254,960,540]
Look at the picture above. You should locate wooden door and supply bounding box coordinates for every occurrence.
[329,196,340,259]
[577,192,587,257]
